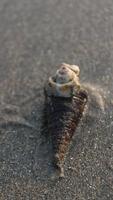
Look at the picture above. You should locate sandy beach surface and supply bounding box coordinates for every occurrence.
[0,0,113,199]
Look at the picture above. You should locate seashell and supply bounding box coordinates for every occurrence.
[43,63,88,178]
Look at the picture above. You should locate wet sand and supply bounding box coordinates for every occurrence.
[0,0,113,199]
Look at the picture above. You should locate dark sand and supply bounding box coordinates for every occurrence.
[0,0,113,199]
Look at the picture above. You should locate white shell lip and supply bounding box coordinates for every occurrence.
[49,76,74,87]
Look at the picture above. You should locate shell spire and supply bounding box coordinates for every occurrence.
[43,63,88,178]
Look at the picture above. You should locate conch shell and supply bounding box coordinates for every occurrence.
[43,63,88,178]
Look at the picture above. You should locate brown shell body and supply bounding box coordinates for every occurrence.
[44,89,88,177]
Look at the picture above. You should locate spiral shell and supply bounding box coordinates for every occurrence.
[43,63,88,177]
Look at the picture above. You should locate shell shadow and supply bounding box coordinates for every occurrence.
[0,88,54,182]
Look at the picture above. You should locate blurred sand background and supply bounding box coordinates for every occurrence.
[0,0,113,199]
